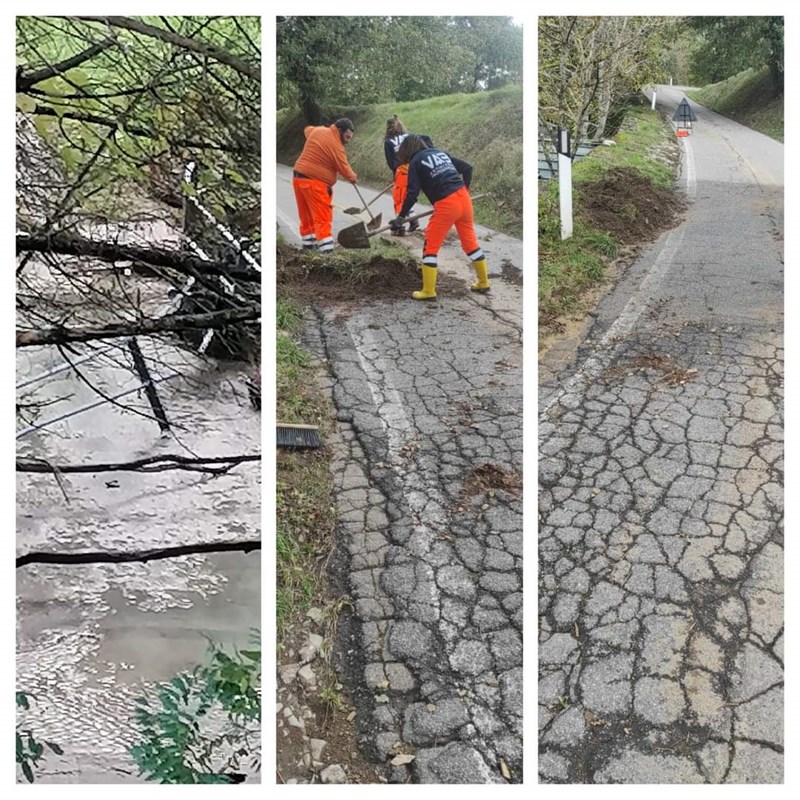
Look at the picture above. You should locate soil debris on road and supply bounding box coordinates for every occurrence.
[277,242,467,309]
[577,167,687,245]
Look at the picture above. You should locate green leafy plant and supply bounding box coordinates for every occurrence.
[130,637,261,784]
[16,692,63,783]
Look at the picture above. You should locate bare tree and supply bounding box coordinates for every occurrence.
[16,15,262,440]
[539,16,673,155]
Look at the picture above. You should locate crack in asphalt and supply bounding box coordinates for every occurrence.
[306,292,522,784]
[539,325,783,784]
[540,90,783,784]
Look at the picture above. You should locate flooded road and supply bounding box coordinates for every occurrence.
[16,233,261,781]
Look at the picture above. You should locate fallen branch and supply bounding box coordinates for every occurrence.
[17,231,260,283]
[18,453,260,475]
[16,305,261,347]
[17,539,261,568]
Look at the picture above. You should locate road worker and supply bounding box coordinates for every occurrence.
[384,115,432,236]
[292,118,357,253]
[389,134,490,300]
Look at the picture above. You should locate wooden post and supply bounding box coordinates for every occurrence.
[557,128,573,240]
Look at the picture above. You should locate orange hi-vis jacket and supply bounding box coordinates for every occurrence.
[293,124,358,187]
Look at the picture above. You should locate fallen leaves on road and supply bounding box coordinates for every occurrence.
[604,353,699,388]
[462,463,523,500]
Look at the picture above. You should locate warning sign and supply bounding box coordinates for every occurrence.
[673,98,697,125]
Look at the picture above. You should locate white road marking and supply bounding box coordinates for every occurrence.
[277,207,300,242]
[540,227,686,418]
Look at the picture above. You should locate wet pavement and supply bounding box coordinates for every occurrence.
[278,170,524,783]
[538,86,783,783]
[16,243,261,780]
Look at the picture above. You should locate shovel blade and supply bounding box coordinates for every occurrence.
[366,213,382,231]
[337,221,371,249]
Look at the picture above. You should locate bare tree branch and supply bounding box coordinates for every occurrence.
[18,452,260,475]
[17,539,261,568]
[75,16,260,82]
[17,231,261,283]
[26,104,245,153]
[16,36,118,91]
[17,305,261,347]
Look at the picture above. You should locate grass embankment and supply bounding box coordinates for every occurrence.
[277,84,523,237]
[275,296,337,633]
[688,66,783,142]
[539,103,681,337]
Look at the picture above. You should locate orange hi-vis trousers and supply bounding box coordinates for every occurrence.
[293,176,334,252]
[422,186,484,267]
[393,165,409,215]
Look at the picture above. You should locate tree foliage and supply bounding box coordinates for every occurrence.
[277,16,522,122]
[539,16,675,155]
[16,16,261,375]
[16,16,260,232]
[688,16,783,90]
[130,640,261,783]
[16,693,63,784]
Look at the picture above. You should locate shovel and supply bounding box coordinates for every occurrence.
[347,183,382,231]
[338,192,487,249]
[343,180,394,215]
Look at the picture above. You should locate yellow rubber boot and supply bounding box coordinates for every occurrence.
[471,258,491,293]
[412,265,438,301]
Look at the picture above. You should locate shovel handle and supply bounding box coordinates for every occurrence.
[352,183,379,224]
[366,181,395,208]
[367,192,489,238]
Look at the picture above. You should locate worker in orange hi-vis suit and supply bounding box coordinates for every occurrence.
[389,134,490,301]
[292,118,358,253]
[384,115,433,236]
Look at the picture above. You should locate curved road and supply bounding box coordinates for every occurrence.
[539,86,783,783]
[278,169,524,783]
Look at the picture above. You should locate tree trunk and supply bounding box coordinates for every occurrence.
[300,89,324,126]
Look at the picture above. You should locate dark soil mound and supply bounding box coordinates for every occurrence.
[577,167,686,245]
[277,241,468,309]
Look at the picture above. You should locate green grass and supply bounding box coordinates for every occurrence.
[538,103,676,333]
[275,298,337,634]
[571,105,676,189]
[277,85,523,237]
[688,66,783,142]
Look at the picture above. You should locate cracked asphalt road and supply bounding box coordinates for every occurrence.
[538,87,783,783]
[278,168,523,783]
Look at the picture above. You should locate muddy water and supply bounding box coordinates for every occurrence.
[16,220,261,781]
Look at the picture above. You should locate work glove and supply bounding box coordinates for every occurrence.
[389,216,406,232]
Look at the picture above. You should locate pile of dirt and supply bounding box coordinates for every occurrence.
[577,167,686,245]
[277,241,468,308]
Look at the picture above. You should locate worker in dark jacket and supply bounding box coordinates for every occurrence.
[384,116,433,236]
[389,134,490,300]
[292,118,357,253]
